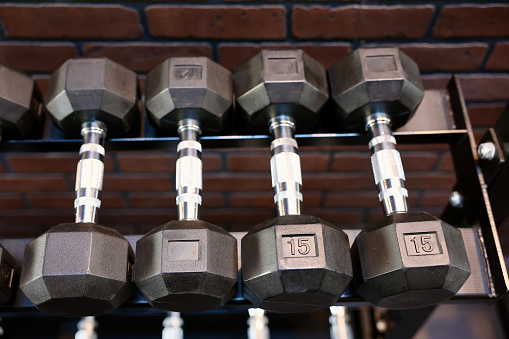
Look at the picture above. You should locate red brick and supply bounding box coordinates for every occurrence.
[420,191,452,208]
[83,43,213,73]
[401,152,438,171]
[0,43,78,73]
[406,173,456,191]
[28,192,126,209]
[486,43,509,71]
[0,193,26,209]
[204,174,271,192]
[367,208,387,222]
[304,173,373,191]
[0,223,50,237]
[331,153,371,172]
[421,74,451,90]
[421,73,509,102]
[117,153,175,173]
[458,74,509,102]
[398,43,488,72]
[301,153,330,172]
[0,175,69,192]
[292,5,434,40]
[229,191,321,208]
[117,152,221,173]
[438,153,454,171]
[468,104,505,127]
[103,174,172,192]
[146,6,286,40]
[130,192,225,209]
[98,210,171,227]
[218,43,351,71]
[130,192,175,208]
[0,5,143,40]
[434,5,509,38]
[0,211,72,227]
[8,153,115,173]
[228,154,269,172]
[33,76,50,97]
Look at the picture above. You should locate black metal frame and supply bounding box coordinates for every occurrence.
[0,76,506,338]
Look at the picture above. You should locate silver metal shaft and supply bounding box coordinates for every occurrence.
[247,308,270,339]
[75,316,98,339]
[329,307,353,339]
[176,119,202,221]
[365,113,408,215]
[75,121,107,224]
[269,116,302,216]
[162,312,183,339]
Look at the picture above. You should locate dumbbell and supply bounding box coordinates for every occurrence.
[135,57,238,311]
[234,50,353,313]
[0,64,43,140]
[327,47,471,309]
[20,58,140,316]
[0,65,45,305]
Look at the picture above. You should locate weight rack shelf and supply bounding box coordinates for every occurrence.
[0,76,506,317]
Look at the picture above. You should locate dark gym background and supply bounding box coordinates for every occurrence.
[0,0,507,337]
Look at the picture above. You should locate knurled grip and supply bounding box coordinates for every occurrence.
[75,121,107,224]
[269,117,302,216]
[176,119,202,220]
[176,141,203,206]
[366,114,408,215]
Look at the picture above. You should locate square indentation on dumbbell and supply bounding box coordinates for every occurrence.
[173,65,202,81]
[162,229,207,272]
[267,57,298,75]
[395,220,450,269]
[275,224,327,269]
[168,240,200,261]
[402,232,443,256]
[366,55,398,73]
[281,235,317,258]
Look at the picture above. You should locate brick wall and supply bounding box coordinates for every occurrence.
[0,1,507,248]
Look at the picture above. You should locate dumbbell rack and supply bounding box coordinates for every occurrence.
[0,76,506,337]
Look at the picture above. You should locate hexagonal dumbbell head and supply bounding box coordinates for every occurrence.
[0,245,17,305]
[328,47,425,132]
[242,215,353,313]
[0,65,43,139]
[46,58,140,137]
[135,220,238,312]
[20,223,134,317]
[145,57,233,133]
[351,212,471,309]
[234,49,329,133]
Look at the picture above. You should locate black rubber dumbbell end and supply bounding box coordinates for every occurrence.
[351,212,471,310]
[241,215,353,313]
[135,219,238,312]
[20,223,135,317]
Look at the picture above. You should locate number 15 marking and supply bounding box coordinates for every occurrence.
[282,235,317,258]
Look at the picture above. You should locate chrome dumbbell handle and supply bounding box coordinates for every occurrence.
[366,113,408,215]
[176,119,203,221]
[269,116,303,217]
[75,121,107,224]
